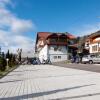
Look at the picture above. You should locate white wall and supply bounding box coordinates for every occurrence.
[49,54,67,62]
[39,45,68,63]
[39,45,48,63]
[49,45,67,54]
[49,45,68,62]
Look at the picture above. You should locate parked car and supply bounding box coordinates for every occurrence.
[82,55,100,64]
[30,57,41,65]
[42,59,52,64]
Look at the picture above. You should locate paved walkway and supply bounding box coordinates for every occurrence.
[0,65,100,100]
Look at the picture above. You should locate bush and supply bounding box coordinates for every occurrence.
[0,51,18,72]
[5,51,16,67]
[0,57,6,71]
[9,59,15,67]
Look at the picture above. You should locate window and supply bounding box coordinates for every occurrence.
[58,56,61,59]
[99,47,100,51]
[90,55,96,58]
[54,56,57,59]
[49,38,58,43]
[58,38,67,42]
[49,46,52,50]
[92,46,94,51]
[58,46,62,51]
[92,45,98,52]
[86,43,89,47]
[54,46,58,51]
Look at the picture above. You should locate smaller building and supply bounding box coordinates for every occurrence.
[85,31,100,55]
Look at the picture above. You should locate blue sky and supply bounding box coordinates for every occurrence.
[13,0,100,36]
[0,0,100,52]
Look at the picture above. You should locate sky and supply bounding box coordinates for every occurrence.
[0,0,100,53]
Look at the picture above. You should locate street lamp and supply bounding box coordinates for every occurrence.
[6,58,9,70]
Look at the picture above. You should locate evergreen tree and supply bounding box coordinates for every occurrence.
[6,50,10,59]
[0,57,6,71]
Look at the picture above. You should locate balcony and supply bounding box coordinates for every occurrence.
[47,38,67,45]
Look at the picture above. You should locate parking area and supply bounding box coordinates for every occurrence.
[0,64,100,100]
[53,62,100,73]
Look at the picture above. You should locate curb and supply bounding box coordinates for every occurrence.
[0,65,19,79]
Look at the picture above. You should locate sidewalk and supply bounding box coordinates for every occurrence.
[0,65,100,100]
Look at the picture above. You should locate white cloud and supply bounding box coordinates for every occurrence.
[11,18,34,33]
[0,4,35,34]
[0,0,36,53]
[0,0,11,8]
[7,35,35,53]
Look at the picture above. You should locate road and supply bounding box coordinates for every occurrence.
[0,64,100,100]
[53,62,100,73]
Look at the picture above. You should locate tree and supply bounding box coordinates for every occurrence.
[0,57,6,71]
[6,50,10,59]
[17,48,22,62]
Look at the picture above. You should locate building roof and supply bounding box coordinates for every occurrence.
[37,32,51,39]
[89,31,100,39]
[37,32,76,40]
[66,32,76,39]
[35,32,77,51]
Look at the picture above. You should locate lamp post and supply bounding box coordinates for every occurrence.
[6,58,9,70]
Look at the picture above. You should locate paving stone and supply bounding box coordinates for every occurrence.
[0,65,100,100]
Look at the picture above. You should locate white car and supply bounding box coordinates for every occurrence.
[82,55,100,64]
